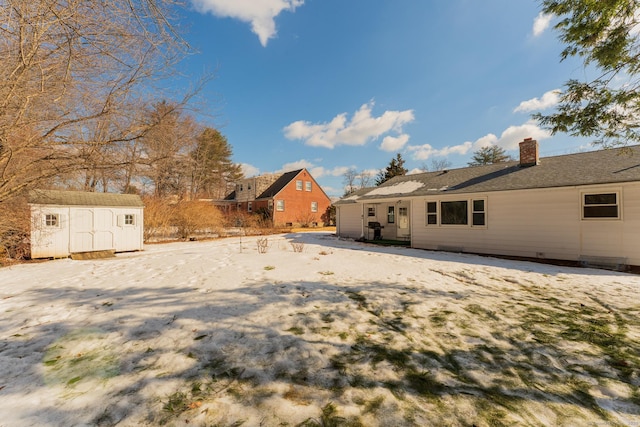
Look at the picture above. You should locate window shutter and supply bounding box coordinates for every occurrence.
[117,214,124,227]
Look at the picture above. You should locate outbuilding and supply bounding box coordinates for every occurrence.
[334,138,640,269]
[29,190,144,259]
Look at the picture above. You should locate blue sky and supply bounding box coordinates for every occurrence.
[178,0,591,198]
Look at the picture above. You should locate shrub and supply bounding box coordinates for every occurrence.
[0,196,31,264]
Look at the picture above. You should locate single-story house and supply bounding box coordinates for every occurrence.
[334,138,640,268]
[29,190,144,258]
[218,169,332,227]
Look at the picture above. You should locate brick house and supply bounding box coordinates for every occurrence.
[222,169,332,227]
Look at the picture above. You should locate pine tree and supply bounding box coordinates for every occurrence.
[467,145,513,166]
[375,153,408,186]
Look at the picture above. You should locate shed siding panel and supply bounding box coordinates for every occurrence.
[30,207,71,258]
[337,204,362,239]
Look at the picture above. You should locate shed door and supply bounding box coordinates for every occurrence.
[71,209,114,253]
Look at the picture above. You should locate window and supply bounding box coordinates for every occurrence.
[276,200,285,211]
[248,202,252,212]
[248,183,252,190]
[296,180,303,191]
[311,201,318,212]
[305,181,312,191]
[367,207,376,217]
[124,214,135,225]
[426,202,437,225]
[240,184,244,191]
[441,201,468,225]
[583,192,619,218]
[45,214,59,227]
[387,206,395,223]
[472,199,486,226]
[268,199,274,210]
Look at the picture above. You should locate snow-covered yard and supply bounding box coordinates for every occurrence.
[1,232,639,426]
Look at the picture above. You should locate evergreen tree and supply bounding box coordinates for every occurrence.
[190,128,243,199]
[375,153,408,186]
[467,145,513,166]
[534,0,640,147]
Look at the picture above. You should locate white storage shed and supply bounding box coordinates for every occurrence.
[29,190,144,259]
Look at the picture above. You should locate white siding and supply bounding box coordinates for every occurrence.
[30,205,144,258]
[30,207,71,258]
[409,183,640,265]
[336,204,363,239]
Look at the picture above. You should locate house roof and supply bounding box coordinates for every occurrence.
[29,190,144,207]
[256,169,303,199]
[335,145,640,204]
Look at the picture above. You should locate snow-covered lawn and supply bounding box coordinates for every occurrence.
[1,232,639,426]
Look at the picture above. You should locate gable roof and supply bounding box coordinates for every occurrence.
[256,169,303,199]
[29,190,144,207]
[336,145,640,204]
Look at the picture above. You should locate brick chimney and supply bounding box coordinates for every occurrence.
[519,137,539,167]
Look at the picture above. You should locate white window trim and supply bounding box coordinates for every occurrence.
[311,201,318,212]
[424,198,487,228]
[45,213,61,228]
[276,199,285,211]
[296,180,303,191]
[580,189,622,220]
[305,181,312,192]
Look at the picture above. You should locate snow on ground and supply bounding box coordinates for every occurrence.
[1,232,639,426]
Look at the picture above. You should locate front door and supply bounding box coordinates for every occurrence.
[397,205,410,240]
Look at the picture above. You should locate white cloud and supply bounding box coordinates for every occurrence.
[190,0,304,46]
[283,101,415,149]
[407,120,551,161]
[514,89,561,113]
[278,161,348,179]
[533,12,553,37]
[240,163,260,177]
[380,134,410,152]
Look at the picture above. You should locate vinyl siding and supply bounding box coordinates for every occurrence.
[336,204,363,239]
[410,182,640,265]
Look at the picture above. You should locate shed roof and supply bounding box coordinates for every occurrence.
[29,190,144,207]
[336,145,640,204]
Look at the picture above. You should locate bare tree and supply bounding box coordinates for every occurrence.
[0,0,191,201]
[139,101,198,199]
[420,158,452,172]
[343,168,358,195]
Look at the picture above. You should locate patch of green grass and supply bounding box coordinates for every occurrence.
[345,291,367,308]
[361,395,385,414]
[404,370,444,397]
[321,313,335,323]
[338,331,348,340]
[429,310,453,327]
[319,271,334,276]
[298,402,363,427]
[464,303,499,320]
[286,326,305,335]
[264,265,276,270]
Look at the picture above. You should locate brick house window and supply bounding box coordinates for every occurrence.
[296,180,303,191]
[248,202,252,212]
[276,200,285,211]
[311,201,318,212]
[305,181,312,191]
